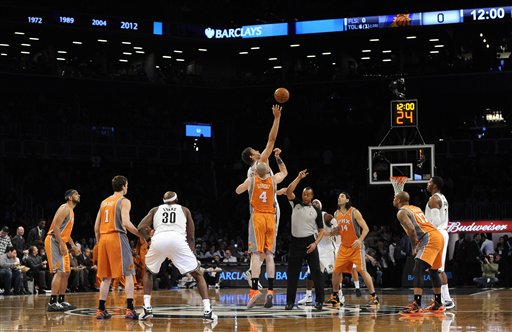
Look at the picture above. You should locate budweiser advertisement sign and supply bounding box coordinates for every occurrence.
[447,220,512,233]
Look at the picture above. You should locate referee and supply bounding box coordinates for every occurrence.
[285,169,325,310]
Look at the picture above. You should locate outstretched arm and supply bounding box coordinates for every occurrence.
[259,105,282,164]
[235,177,251,194]
[286,169,308,201]
[273,148,287,178]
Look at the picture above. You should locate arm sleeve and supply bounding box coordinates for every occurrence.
[430,208,442,228]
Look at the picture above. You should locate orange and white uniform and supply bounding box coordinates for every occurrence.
[333,207,366,274]
[248,175,277,253]
[97,195,135,279]
[45,206,74,273]
[401,205,444,269]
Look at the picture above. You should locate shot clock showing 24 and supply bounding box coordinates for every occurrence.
[390,99,418,128]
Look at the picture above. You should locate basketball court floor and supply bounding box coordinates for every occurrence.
[1,287,510,331]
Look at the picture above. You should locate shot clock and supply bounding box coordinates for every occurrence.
[391,99,418,128]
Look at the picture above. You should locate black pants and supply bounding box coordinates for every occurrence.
[286,235,324,305]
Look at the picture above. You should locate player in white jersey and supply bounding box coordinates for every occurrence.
[298,199,340,305]
[137,191,217,322]
[426,176,455,310]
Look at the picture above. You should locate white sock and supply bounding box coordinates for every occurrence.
[203,299,211,312]
[306,290,312,297]
[354,281,360,289]
[144,295,151,308]
[441,284,452,302]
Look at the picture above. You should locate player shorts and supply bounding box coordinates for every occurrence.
[45,235,70,273]
[438,229,449,272]
[97,232,135,279]
[416,230,444,270]
[145,231,199,275]
[333,245,367,274]
[248,212,276,253]
[318,241,336,274]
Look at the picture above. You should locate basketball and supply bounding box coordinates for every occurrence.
[274,87,290,104]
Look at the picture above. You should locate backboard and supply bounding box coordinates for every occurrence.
[368,144,435,185]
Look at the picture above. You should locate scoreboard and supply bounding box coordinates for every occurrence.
[0,5,511,38]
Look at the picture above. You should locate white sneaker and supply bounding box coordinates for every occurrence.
[444,300,455,310]
[338,291,346,304]
[139,306,153,320]
[203,310,218,322]
[297,295,313,305]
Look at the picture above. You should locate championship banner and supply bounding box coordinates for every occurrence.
[447,220,512,233]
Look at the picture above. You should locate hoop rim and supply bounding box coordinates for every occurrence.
[389,176,409,183]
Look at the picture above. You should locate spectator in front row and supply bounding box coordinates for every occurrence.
[0,226,13,255]
[203,261,222,289]
[473,254,499,287]
[223,249,237,263]
[77,248,97,291]
[26,245,49,294]
[0,246,22,295]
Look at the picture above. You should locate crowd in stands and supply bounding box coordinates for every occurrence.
[1,214,511,296]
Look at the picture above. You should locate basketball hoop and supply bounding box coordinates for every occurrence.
[390,176,408,194]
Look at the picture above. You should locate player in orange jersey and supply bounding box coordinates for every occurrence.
[328,192,379,307]
[240,105,285,290]
[236,161,287,308]
[45,189,81,312]
[94,175,146,320]
[393,191,444,316]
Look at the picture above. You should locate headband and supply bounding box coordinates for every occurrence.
[163,194,178,203]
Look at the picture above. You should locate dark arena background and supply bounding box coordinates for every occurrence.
[0,1,511,331]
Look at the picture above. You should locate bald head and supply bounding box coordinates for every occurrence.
[255,162,269,178]
[163,191,178,204]
[396,191,410,202]
[393,191,410,208]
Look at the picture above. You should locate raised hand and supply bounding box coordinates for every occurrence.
[272,104,282,118]
[297,169,308,179]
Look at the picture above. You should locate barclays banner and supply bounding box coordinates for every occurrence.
[217,264,307,288]
[204,22,288,39]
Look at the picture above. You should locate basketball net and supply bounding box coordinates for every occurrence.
[390,176,408,194]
